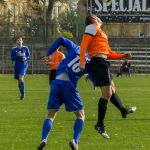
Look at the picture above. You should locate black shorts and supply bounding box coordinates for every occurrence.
[49,69,56,85]
[87,57,112,87]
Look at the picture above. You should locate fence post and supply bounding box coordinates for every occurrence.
[2,46,5,74]
[76,23,79,37]
[31,45,34,75]
[145,45,148,74]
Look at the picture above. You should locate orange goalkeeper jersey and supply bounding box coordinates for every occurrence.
[80,24,124,65]
[48,50,65,70]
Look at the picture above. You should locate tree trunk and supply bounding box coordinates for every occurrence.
[47,0,55,20]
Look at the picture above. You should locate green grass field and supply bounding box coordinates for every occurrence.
[0,75,150,150]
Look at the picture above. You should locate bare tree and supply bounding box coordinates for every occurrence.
[0,0,71,38]
[32,0,69,20]
[46,0,69,20]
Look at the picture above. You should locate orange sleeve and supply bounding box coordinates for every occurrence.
[108,47,125,59]
[80,34,93,65]
[48,56,52,62]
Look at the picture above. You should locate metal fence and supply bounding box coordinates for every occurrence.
[110,45,150,74]
[0,44,150,74]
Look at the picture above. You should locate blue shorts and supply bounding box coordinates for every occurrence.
[14,66,27,80]
[47,80,83,112]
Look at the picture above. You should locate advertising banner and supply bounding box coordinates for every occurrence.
[87,0,150,22]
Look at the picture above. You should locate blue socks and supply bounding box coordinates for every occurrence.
[40,118,83,144]
[18,81,24,93]
[73,118,84,144]
[42,118,53,142]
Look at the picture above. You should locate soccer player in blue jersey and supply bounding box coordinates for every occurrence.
[37,37,90,150]
[11,37,30,100]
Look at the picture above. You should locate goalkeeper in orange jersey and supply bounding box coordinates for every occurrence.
[79,14,136,139]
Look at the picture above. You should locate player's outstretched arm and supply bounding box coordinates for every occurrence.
[46,37,77,56]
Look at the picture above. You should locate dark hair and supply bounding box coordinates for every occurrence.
[85,14,98,26]
[15,36,23,41]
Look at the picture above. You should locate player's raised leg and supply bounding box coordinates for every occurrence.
[110,81,136,118]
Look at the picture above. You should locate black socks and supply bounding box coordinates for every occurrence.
[110,93,126,113]
[97,98,108,127]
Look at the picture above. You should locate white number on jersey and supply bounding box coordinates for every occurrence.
[67,55,80,73]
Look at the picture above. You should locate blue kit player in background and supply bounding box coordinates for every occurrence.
[11,37,30,100]
[37,37,91,150]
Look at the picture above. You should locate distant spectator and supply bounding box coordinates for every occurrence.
[117,60,131,77]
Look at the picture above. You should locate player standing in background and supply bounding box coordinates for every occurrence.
[37,37,91,150]
[11,37,30,100]
[44,49,65,85]
[79,14,136,139]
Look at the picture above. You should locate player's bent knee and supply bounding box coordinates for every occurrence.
[47,109,58,121]
[77,115,85,121]
[74,110,85,120]
[102,94,112,100]
[102,90,112,100]
[19,78,24,82]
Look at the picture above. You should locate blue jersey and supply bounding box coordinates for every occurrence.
[47,37,88,88]
[11,45,30,68]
